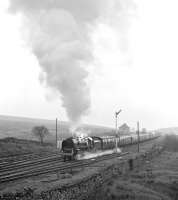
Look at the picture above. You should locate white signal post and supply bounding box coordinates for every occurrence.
[115,109,122,152]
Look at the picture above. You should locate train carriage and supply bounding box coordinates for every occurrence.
[100,136,116,149]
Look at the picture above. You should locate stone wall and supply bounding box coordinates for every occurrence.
[0,147,163,200]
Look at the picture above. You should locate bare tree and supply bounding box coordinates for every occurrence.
[32,126,49,145]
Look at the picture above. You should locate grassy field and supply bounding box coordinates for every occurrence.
[0,115,114,143]
[0,137,57,157]
[94,134,178,200]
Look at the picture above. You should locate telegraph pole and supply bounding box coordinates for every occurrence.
[56,118,58,149]
[115,109,122,152]
[115,112,118,152]
[137,121,140,153]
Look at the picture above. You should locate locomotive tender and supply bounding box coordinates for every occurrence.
[61,132,160,161]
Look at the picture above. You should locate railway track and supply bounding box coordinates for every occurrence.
[0,154,63,174]
[0,152,47,163]
[0,152,33,161]
[0,152,129,183]
[0,151,60,165]
[0,151,62,168]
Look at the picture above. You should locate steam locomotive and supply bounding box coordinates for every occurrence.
[61,132,160,161]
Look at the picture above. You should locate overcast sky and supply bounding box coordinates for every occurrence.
[0,0,178,130]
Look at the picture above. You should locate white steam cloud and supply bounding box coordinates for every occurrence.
[8,0,135,124]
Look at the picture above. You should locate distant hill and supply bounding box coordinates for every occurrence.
[157,127,178,135]
[0,115,114,143]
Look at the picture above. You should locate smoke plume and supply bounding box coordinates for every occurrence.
[8,0,135,124]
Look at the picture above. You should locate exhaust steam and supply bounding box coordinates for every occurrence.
[8,0,135,127]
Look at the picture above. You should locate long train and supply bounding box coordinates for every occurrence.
[61,132,160,161]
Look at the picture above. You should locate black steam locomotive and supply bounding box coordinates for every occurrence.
[61,132,160,161]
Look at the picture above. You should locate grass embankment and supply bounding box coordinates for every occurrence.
[0,137,57,157]
[162,134,178,152]
[94,135,178,200]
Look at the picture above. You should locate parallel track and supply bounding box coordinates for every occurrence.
[0,152,62,168]
[0,152,128,183]
[0,152,43,164]
[0,154,63,174]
